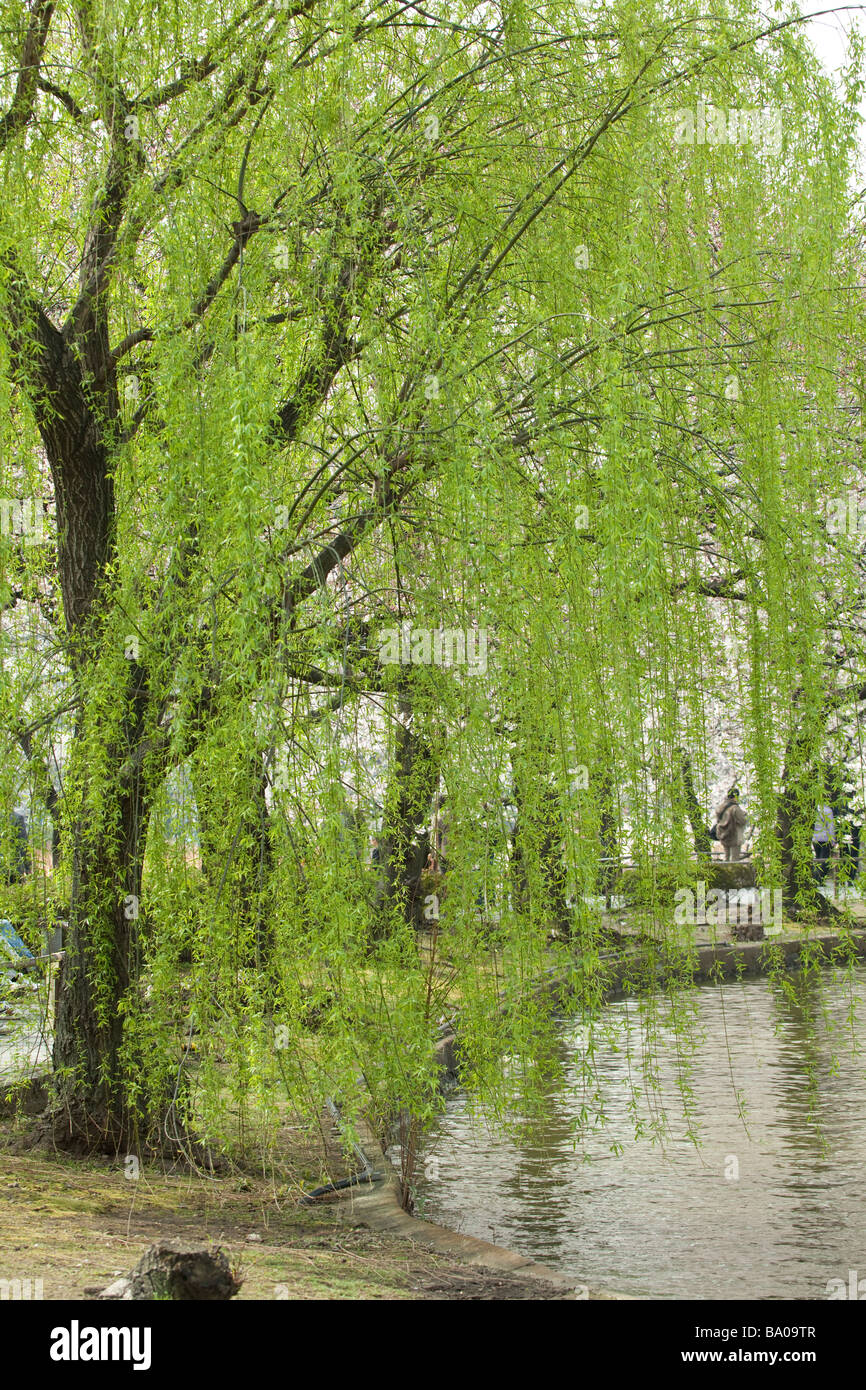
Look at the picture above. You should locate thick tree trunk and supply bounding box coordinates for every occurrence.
[775,732,826,915]
[4,143,208,1152]
[48,638,170,1151]
[52,776,150,1151]
[192,749,275,971]
[375,675,441,935]
[509,764,570,935]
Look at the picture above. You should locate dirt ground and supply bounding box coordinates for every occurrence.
[0,1122,569,1301]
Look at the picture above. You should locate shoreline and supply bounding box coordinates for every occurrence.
[2,923,864,1300]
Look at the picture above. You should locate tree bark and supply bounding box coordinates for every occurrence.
[775,731,825,914]
[375,674,441,935]
[192,748,275,973]
[679,752,713,857]
[509,751,570,935]
[597,760,620,902]
[52,688,154,1149]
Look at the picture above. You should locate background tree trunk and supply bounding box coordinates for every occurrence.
[375,674,441,935]
[679,752,713,857]
[509,742,570,936]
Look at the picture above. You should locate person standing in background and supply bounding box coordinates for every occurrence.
[715,787,748,863]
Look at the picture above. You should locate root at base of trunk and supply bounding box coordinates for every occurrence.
[13,1084,226,1173]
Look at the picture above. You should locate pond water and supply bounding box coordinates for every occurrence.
[414,965,866,1299]
[0,976,50,1083]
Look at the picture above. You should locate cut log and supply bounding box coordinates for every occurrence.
[120,1240,242,1300]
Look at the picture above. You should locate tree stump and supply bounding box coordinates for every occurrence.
[124,1240,241,1300]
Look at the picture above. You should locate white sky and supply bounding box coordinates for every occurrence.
[802,2,864,69]
[801,3,866,180]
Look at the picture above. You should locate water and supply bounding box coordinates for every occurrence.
[415,965,866,1299]
[0,976,50,1083]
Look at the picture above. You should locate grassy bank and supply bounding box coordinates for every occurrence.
[0,1137,572,1300]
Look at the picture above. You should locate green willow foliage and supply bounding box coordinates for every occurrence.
[0,0,864,1169]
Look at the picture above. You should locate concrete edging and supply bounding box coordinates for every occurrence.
[434,927,866,1085]
[341,1115,632,1299]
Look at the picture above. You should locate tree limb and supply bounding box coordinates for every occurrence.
[0,1,54,151]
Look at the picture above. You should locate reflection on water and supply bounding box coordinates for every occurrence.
[0,981,50,1082]
[415,966,866,1299]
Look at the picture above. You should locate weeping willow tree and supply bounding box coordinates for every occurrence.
[0,0,863,1164]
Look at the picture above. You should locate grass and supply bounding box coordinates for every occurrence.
[0,1143,569,1300]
